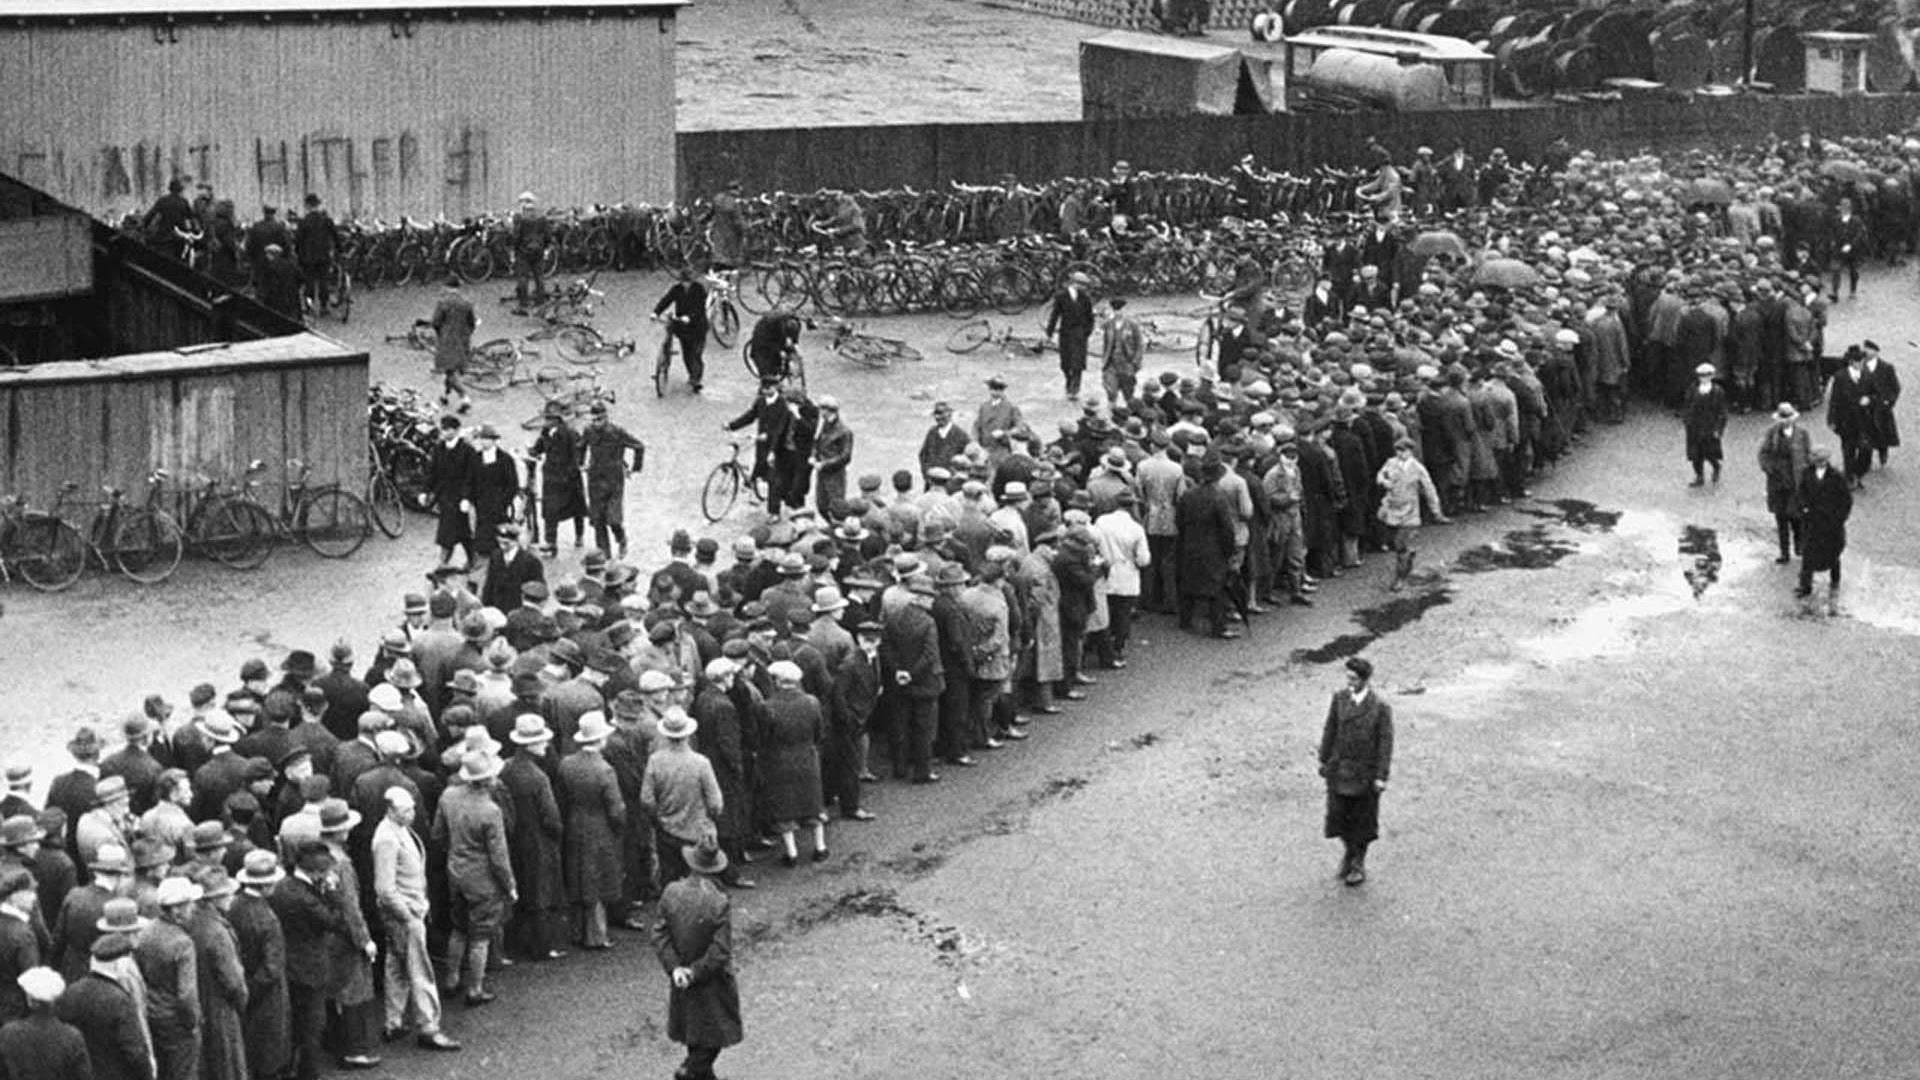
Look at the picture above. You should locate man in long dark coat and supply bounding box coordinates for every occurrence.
[1175,458,1238,640]
[1044,272,1097,398]
[1683,363,1728,486]
[651,839,742,1080]
[1796,447,1852,615]
[580,403,646,559]
[228,851,289,1080]
[468,426,521,561]
[56,934,155,1080]
[1318,656,1393,888]
[1827,346,1874,486]
[1861,340,1901,468]
[498,720,566,962]
[529,405,589,556]
[424,417,478,569]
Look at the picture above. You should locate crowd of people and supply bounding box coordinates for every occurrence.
[20,130,1914,1080]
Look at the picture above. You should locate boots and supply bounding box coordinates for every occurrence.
[1335,842,1356,881]
[1827,583,1842,617]
[1343,844,1368,887]
[1711,460,1722,484]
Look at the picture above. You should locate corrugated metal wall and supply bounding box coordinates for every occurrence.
[678,94,1920,198]
[0,348,368,513]
[0,10,676,224]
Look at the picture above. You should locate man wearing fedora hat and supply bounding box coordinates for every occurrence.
[190,718,249,824]
[1319,657,1393,888]
[560,713,627,950]
[879,579,945,785]
[269,842,359,1079]
[1047,271,1097,398]
[639,708,722,889]
[135,875,202,1080]
[314,802,382,1072]
[228,850,290,1079]
[928,563,978,770]
[50,843,130,983]
[431,752,515,1007]
[75,778,133,875]
[184,866,247,1080]
[55,928,154,1080]
[651,836,742,1080]
[498,716,566,964]
[0,966,87,1080]
[1759,402,1813,564]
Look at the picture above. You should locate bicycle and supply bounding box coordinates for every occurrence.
[367,444,406,539]
[818,315,924,368]
[651,312,691,397]
[704,270,743,348]
[944,318,1053,358]
[464,339,570,397]
[700,438,766,523]
[553,325,636,365]
[385,322,436,352]
[0,492,86,592]
[231,459,373,560]
[520,369,617,430]
[739,341,809,393]
[183,468,277,570]
[55,471,184,584]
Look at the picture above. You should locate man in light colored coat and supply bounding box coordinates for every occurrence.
[371,788,458,1051]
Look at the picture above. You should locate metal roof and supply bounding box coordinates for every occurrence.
[0,0,684,19]
[1285,27,1492,63]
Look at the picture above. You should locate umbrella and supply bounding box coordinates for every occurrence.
[1472,258,1542,290]
[1681,178,1733,206]
[1407,230,1470,260]
[1820,159,1870,185]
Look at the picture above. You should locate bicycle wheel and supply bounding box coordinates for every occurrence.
[983,265,1033,316]
[465,340,515,393]
[946,318,993,354]
[555,325,604,365]
[654,335,673,398]
[534,365,573,401]
[110,508,184,583]
[760,264,811,312]
[297,488,371,558]
[386,445,434,512]
[5,516,85,591]
[367,471,405,539]
[193,499,274,570]
[938,270,983,319]
[711,299,741,348]
[874,336,924,363]
[835,338,892,369]
[700,463,742,523]
[451,237,494,285]
[392,242,424,287]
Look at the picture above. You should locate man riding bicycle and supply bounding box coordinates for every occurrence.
[747,308,806,383]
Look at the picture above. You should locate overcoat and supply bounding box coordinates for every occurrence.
[499,755,566,913]
[650,876,742,1048]
[56,971,155,1080]
[225,892,288,1080]
[756,688,823,823]
[689,692,749,844]
[1318,689,1394,796]
[530,422,588,521]
[187,906,248,1080]
[559,750,627,904]
[1865,359,1902,449]
[0,1013,92,1080]
[1757,422,1812,516]
[1174,483,1235,597]
[1797,466,1852,572]
[1011,549,1064,683]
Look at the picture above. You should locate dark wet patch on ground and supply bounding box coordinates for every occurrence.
[1125,732,1160,750]
[1680,525,1722,599]
[1453,525,1582,573]
[1029,775,1090,804]
[882,847,949,878]
[1291,588,1455,664]
[790,886,980,964]
[1518,498,1623,531]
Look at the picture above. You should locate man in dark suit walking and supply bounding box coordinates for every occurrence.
[1319,657,1393,887]
[1796,447,1853,616]
[1045,271,1097,399]
[1861,340,1901,468]
[651,838,742,1080]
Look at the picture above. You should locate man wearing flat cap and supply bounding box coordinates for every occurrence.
[918,402,971,489]
[0,967,88,1080]
[135,875,202,1080]
[1318,656,1393,887]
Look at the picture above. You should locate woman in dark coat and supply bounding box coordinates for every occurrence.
[228,855,289,1080]
[558,716,627,950]
[756,664,825,867]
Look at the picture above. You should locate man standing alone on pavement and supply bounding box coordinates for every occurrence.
[581,403,646,560]
[652,838,741,1080]
[1318,657,1392,887]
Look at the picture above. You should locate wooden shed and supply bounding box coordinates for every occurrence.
[1082,30,1280,118]
[0,334,368,517]
[0,0,684,224]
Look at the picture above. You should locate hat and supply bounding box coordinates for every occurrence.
[907,576,938,597]
[933,563,968,587]
[767,660,803,683]
[575,711,613,745]
[475,423,501,440]
[484,638,517,671]
[521,581,549,603]
[236,850,285,887]
[130,838,174,871]
[552,581,584,607]
[117,713,152,742]
[1774,402,1798,421]
[189,821,230,851]
[776,551,807,576]
[810,587,849,615]
[550,638,585,669]
[816,394,840,412]
[0,816,43,849]
[682,591,721,618]
[461,613,493,642]
[985,375,1009,390]
[587,647,625,675]
[155,877,203,908]
[378,627,412,655]
[658,707,698,740]
[509,714,554,745]
[202,714,241,744]
[193,866,238,899]
[367,684,403,713]
[638,670,676,693]
[386,658,422,690]
[445,670,481,697]
[17,968,63,1004]
[93,776,129,806]
[280,650,317,679]
[372,730,411,758]
[702,657,737,683]
[96,897,148,934]
[682,836,728,876]
[1345,657,1374,681]
[317,798,361,835]
[694,537,719,560]
[1694,363,1716,377]
[88,843,132,876]
[1000,481,1029,503]
[834,520,869,542]
[90,934,134,961]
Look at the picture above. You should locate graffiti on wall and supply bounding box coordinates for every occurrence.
[11,126,491,219]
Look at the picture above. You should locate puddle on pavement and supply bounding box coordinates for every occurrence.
[1518,498,1623,531]
[1453,525,1581,572]
[1679,525,1722,599]
[1291,588,1455,664]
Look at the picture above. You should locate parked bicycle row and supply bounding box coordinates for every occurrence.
[0,460,388,591]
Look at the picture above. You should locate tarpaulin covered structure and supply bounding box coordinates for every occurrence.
[1081,30,1282,118]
